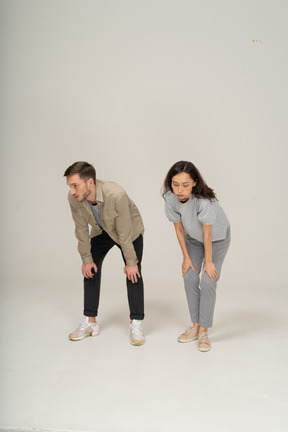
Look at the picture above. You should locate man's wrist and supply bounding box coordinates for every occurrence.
[125,260,138,266]
[82,257,93,264]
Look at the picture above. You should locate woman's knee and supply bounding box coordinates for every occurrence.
[184,267,200,285]
[200,273,217,291]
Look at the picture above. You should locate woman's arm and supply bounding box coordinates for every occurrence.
[173,222,195,276]
[202,224,218,281]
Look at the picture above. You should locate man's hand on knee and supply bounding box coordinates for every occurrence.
[124,265,140,284]
[82,262,98,278]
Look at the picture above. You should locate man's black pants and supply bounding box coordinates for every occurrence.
[83,231,144,320]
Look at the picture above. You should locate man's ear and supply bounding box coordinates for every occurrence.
[87,177,94,187]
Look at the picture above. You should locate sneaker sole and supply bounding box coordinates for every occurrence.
[130,339,145,346]
[69,330,100,341]
[198,345,211,352]
[178,335,198,343]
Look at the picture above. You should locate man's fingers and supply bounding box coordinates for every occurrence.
[126,271,140,283]
[82,263,98,279]
[132,273,139,283]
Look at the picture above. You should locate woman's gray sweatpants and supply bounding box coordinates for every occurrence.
[184,228,231,328]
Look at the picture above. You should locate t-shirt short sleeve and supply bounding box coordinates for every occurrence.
[165,194,181,222]
[197,199,217,225]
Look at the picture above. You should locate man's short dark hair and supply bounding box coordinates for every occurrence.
[64,161,96,184]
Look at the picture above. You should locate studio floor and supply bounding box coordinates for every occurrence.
[0,278,287,432]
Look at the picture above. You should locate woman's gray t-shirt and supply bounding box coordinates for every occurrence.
[164,191,230,243]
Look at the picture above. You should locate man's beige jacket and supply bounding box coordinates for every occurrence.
[68,180,144,266]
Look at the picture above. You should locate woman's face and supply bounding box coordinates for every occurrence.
[171,172,196,202]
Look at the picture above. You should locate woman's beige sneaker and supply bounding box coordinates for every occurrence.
[198,331,211,352]
[178,326,199,343]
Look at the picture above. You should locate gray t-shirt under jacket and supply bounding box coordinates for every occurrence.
[89,202,105,231]
[164,191,230,243]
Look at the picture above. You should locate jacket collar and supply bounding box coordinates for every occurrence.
[96,180,104,204]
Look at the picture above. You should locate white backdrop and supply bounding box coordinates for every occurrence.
[1,0,288,289]
[1,2,288,431]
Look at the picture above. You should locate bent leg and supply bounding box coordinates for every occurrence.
[84,232,115,317]
[184,236,205,323]
[119,235,144,320]
[199,228,231,328]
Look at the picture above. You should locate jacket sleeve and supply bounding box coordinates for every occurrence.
[115,193,138,266]
[69,200,93,264]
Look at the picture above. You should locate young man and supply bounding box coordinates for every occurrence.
[64,161,145,345]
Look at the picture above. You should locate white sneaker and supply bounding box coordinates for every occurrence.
[130,320,145,346]
[69,316,100,341]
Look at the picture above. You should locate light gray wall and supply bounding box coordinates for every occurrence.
[1,0,287,288]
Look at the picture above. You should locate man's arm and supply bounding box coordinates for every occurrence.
[115,193,140,283]
[115,193,138,266]
[69,198,97,277]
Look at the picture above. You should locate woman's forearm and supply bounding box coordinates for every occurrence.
[202,224,213,263]
[174,222,190,259]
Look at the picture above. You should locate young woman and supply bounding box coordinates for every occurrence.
[163,161,230,352]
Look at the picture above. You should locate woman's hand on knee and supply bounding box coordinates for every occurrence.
[202,262,218,281]
[182,257,195,276]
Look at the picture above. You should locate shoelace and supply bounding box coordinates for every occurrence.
[131,322,143,338]
[198,332,209,344]
[76,318,88,332]
[184,326,194,335]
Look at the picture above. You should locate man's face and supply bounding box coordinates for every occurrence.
[67,174,93,202]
